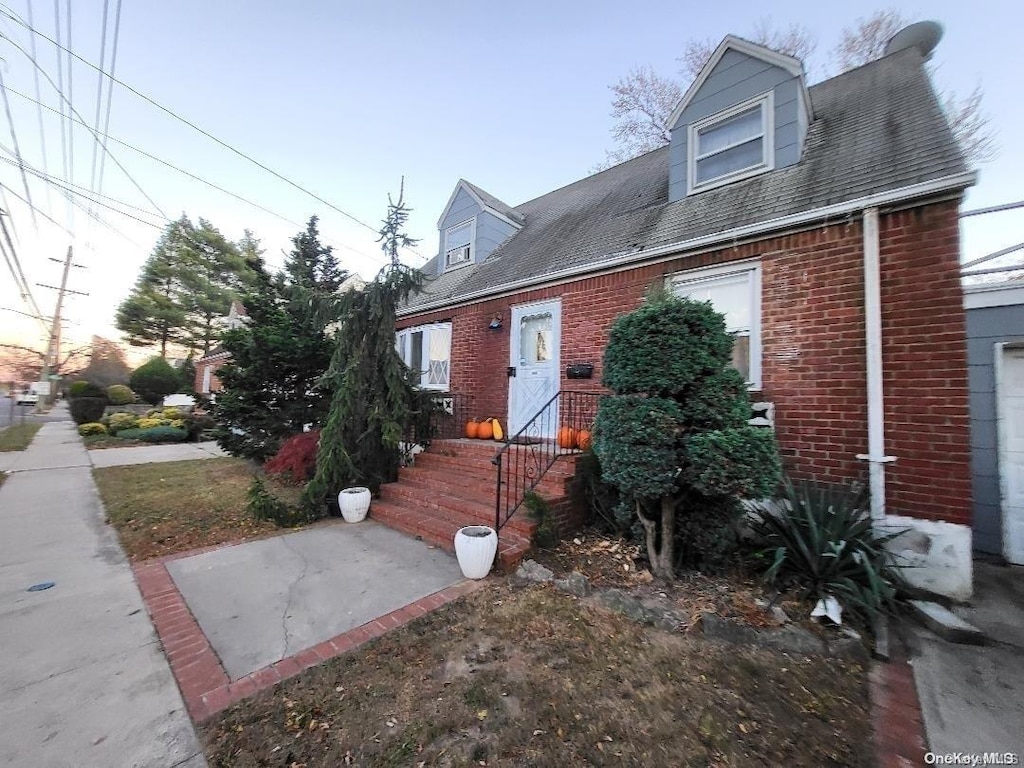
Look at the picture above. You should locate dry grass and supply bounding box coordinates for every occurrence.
[202,585,871,767]
[0,422,42,451]
[83,434,147,450]
[93,458,304,561]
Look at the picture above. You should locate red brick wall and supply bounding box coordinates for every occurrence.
[194,356,229,395]
[399,199,972,525]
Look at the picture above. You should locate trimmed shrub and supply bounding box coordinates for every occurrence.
[130,357,182,405]
[78,422,107,436]
[137,417,164,430]
[106,384,136,405]
[263,430,321,485]
[69,397,107,425]
[106,412,139,433]
[115,426,188,443]
[162,407,185,420]
[69,380,106,399]
[169,419,186,429]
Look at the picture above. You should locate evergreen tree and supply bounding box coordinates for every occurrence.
[302,186,422,511]
[116,216,255,358]
[593,289,781,577]
[213,218,349,460]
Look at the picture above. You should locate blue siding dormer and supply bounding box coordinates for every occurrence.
[435,180,522,276]
[667,37,811,202]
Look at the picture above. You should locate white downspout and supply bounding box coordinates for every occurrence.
[857,207,895,520]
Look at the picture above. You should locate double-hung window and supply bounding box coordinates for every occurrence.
[444,220,474,270]
[396,322,452,390]
[688,93,773,192]
[670,261,762,389]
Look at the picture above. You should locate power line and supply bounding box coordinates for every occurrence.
[24,0,52,217]
[51,0,69,227]
[88,0,109,204]
[0,199,47,330]
[95,0,122,200]
[1,84,385,264]
[0,5,387,237]
[63,0,73,221]
[0,68,38,231]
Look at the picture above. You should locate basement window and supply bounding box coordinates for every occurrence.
[396,322,452,390]
[669,261,762,390]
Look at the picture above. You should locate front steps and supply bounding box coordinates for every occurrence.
[372,439,581,570]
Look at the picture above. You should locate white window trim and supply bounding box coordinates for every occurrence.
[396,322,453,391]
[443,218,476,271]
[667,259,763,390]
[687,92,775,194]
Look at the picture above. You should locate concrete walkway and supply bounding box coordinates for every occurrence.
[910,560,1024,755]
[0,421,206,768]
[89,441,227,469]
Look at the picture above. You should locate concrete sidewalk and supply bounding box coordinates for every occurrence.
[89,441,227,469]
[0,421,206,767]
[910,560,1024,755]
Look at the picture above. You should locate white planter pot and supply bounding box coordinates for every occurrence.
[454,525,497,579]
[338,487,371,523]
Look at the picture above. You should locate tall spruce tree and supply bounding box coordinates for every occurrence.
[213,217,349,460]
[116,216,255,358]
[302,185,422,511]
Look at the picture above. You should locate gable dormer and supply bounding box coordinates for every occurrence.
[436,180,523,276]
[667,35,812,202]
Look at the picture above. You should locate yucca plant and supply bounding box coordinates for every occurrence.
[750,479,908,624]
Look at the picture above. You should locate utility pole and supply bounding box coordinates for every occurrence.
[37,246,87,405]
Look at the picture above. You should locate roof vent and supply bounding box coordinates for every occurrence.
[884,20,943,61]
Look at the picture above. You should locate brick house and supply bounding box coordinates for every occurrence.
[194,300,248,397]
[388,30,976,597]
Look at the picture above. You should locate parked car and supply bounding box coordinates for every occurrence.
[15,390,39,406]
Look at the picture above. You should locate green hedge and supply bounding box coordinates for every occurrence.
[115,426,188,443]
[69,397,108,425]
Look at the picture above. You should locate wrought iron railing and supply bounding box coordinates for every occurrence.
[402,391,473,460]
[492,390,601,533]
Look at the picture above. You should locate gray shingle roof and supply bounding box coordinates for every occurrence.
[460,180,525,225]
[402,48,968,314]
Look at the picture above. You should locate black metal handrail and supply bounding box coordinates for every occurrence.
[491,390,601,534]
[402,391,473,461]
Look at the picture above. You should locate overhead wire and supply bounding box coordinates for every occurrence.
[0,68,38,231]
[24,0,52,217]
[0,192,47,330]
[88,0,108,203]
[51,0,69,227]
[0,4,417,249]
[95,0,121,199]
[2,83,385,264]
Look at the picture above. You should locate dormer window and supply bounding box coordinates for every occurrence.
[444,219,475,270]
[688,93,774,193]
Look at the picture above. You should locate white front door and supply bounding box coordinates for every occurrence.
[508,300,561,436]
[1000,346,1024,564]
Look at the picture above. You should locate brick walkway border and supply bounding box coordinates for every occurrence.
[132,545,482,722]
[870,632,928,767]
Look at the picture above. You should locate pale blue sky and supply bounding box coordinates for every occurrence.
[0,0,1019,355]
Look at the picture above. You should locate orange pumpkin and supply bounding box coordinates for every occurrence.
[557,426,576,449]
[575,430,592,450]
[465,420,479,439]
[477,418,494,440]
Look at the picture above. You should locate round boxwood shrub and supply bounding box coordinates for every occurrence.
[78,422,107,436]
[106,412,139,433]
[106,384,136,405]
[69,397,108,425]
[129,357,182,405]
[69,380,107,399]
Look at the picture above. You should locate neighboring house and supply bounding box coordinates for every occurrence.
[964,282,1024,565]
[396,29,977,598]
[194,300,249,396]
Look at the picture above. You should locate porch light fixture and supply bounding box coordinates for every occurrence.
[488,314,503,330]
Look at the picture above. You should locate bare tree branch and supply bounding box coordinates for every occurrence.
[944,85,998,166]
[832,8,906,73]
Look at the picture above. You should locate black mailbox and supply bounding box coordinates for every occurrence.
[566,363,594,379]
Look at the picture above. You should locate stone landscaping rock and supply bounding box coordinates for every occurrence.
[702,613,866,659]
[511,559,554,586]
[596,589,681,631]
[554,572,591,598]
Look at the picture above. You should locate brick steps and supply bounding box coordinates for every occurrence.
[370,439,582,572]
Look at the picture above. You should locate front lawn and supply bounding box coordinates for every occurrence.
[0,422,42,451]
[83,434,148,450]
[93,458,304,560]
[202,585,871,766]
